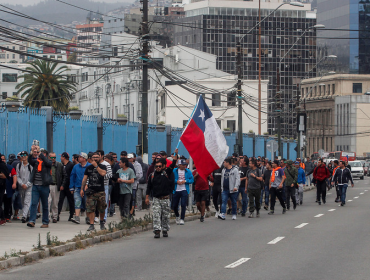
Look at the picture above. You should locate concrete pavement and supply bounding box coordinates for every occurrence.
[1,178,369,279]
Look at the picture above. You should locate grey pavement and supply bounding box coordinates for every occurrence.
[1,179,370,280]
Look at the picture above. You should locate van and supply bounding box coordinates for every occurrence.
[348,161,364,180]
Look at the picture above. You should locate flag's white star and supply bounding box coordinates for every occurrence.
[199,109,205,122]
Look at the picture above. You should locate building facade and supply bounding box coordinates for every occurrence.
[301,74,370,156]
[317,0,370,74]
[172,0,317,138]
[0,41,26,64]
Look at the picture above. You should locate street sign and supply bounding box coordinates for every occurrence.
[267,140,278,153]
[318,149,325,157]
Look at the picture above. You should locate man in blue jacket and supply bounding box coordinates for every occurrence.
[69,152,91,224]
[294,161,306,205]
[332,160,354,206]
[172,159,194,225]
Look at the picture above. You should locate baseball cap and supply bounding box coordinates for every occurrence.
[120,151,127,157]
[127,153,134,159]
[87,152,94,159]
[61,152,70,159]
[20,151,28,156]
[79,152,88,160]
[159,151,167,156]
[179,159,187,165]
[17,152,21,157]
[294,161,299,164]
[8,154,16,161]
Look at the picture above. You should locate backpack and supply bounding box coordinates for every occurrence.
[149,170,168,184]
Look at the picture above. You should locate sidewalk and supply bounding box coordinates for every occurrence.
[0,208,153,256]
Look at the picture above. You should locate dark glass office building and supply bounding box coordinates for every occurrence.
[172,4,317,137]
[318,0,370,74]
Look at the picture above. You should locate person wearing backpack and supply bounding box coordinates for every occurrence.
[245,158,263,218]
[16,151,33,223]
[136,156,148,211]
[145,149,178,239]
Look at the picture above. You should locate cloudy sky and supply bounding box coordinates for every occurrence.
[0,0,132,5]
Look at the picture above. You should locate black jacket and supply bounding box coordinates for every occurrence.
[63,161,74,189]
[333,168,354,185]
[28,153,52,186]
[51,161,67,190]
[146,159,176,198]
[0,160,10,189]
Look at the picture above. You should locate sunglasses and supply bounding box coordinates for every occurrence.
[20,154,27,157]
[113,156,117,158]
[155,165,162,168]
[50,157,56,159]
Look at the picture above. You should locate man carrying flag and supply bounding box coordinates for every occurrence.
[180,95,229,182]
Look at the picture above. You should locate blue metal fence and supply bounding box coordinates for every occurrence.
[170,128,189,158]
[148,125,167,157]
[102,120,138,154]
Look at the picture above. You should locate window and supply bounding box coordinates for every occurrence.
[227,120,236,132]
[353,83,362,93]
[2,73,17,82]
[2,92,7,99]
[332,84,335,95]
[212,93,221,106]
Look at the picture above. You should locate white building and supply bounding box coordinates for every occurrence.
[0,40,27,64]
[159,76,268,133]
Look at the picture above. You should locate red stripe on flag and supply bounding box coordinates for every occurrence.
[181,119,219,181]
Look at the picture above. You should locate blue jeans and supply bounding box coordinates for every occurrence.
[237,187,248,214]
[171,190,188,219]
[74,190,86,210]
[29,185,50,225]
[338,184,348,203]
[260,185,269,206]
[221,190,238,215]
[108,185,115,214]
[104,185,109,220]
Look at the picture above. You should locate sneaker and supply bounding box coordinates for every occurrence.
[100,221,106,230]
[282,208,286,214]
[21,217,26,223]
[176,217,180,225]
[318,201,321,205]
[200,216,204,222]
[71,216,80,224]
[214,211,219,218]
[268,211,274,215]
[300,201,303,205]
[94,217,99,224]
[162,231,168,237]
[264,205,268,211]
[26,222,35,227]
[256,211,260,218]
[68,216,73,222]
[52,219,57,223]
[248,212,254,218]
[179,219,184,225]
[241,213,246,217]
[340,202,344,206]
[87,224,95,231]
[85,217,90,225]
[293,205,296,210]
[154,230,160,238]
[232,215,236,220]
[57,215,60,222]
[218,213,225,220]
[5,219,11,223]
[40,224,49,228]
[0,220,6,226]
[335,198,340,203]
[109,213,114,217]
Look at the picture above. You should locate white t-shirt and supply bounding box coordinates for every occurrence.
[176,169,186,192]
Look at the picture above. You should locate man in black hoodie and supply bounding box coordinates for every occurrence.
[145,149,178,238]
[0,153,10,225]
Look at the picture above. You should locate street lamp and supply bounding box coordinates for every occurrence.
[236,1,304,155]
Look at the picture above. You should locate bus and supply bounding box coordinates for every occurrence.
[334,151,356,162]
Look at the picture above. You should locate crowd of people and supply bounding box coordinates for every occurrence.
[0,146,355,239]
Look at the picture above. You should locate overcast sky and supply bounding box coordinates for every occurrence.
[0,0,132,5]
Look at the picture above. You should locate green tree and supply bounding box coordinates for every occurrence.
[15,60,77,112]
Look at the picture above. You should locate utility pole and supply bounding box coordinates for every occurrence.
[141,0,149,157]
[236,41,243,156]
[258,0,262,135]
[276,67,282,157]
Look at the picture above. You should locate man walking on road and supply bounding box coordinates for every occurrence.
[332,160,340,203]
[245,158,263,218]
[268,160,286,215]
[81,153,107,231]
[16,151,33,223]
[193,166,209,222]
[145,150,178,238]
[238,156,249,217]
[284,160,298,210]
[96,150,112,222]
[219,157,240,220]
[295,161,306,205]
[58,152,75,222]
[136,156,148,211]
[305,157,314,186]
[48,152,66,223]
[332,161,354,206]
[313,159,330,205]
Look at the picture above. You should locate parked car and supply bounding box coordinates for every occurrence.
[365,162,370,176]
[348,161,364,180]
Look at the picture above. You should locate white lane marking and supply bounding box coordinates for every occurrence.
[365,190,368,192]
[327,193,332,195]
[354,197,359,199]
[295,223,309,229]
[268,237,285,244]
[348,200,353,202]
[315,214,324,217]
[360,193,364,195]
[328,209,336,212]
[225,258,251,269]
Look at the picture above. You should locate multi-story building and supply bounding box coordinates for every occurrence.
[0,40,26,64]
[0,65,25,101]
[171,0,317,138]
[301,74,370,156]
[317,0,370,74]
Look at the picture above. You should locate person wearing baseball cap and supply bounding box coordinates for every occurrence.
[159,151,172,167]
[172,159,194,225]
[69,152,91,224]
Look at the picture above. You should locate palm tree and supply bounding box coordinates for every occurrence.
[15,60,77,112]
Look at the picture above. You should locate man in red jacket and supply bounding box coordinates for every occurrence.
[313,159,330,205]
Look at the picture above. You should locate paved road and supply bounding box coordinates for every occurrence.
[2,179,370,280]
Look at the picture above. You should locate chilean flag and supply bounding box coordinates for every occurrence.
[180,96,229,181]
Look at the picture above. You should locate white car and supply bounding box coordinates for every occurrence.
[348,161,364,180]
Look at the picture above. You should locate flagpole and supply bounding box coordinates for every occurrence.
[176,95,202,151]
